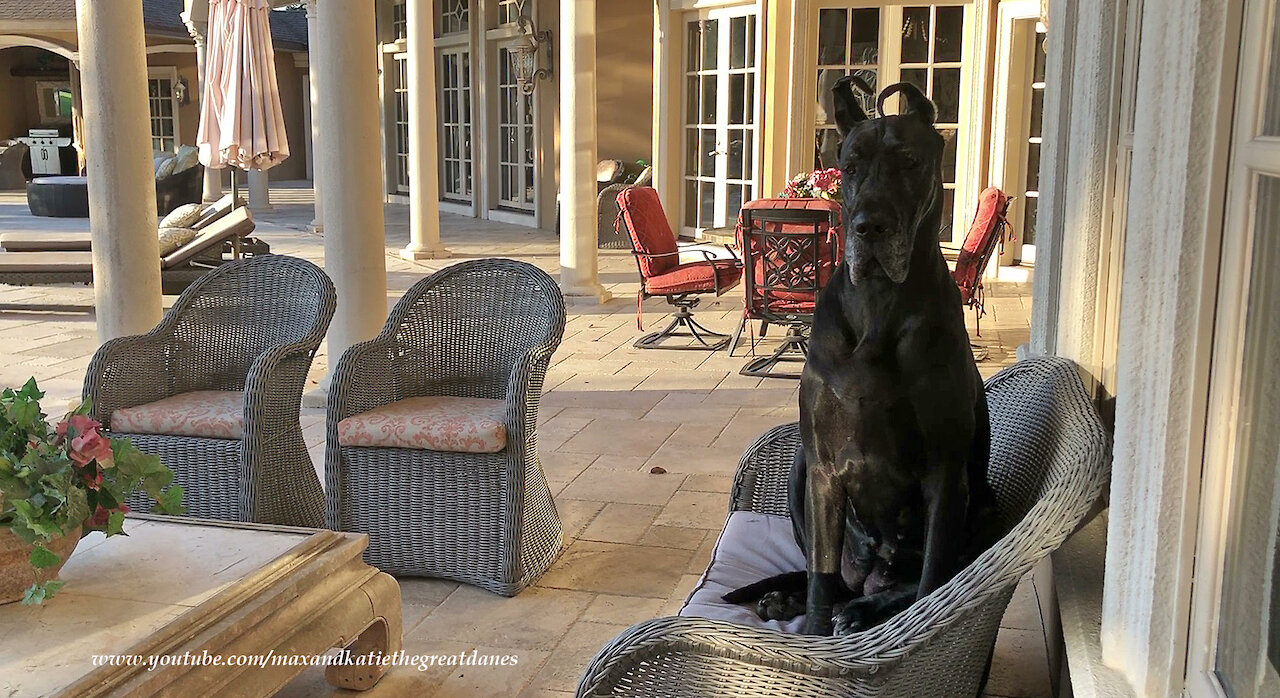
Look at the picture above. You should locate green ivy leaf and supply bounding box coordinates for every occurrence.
[105,510,125,536]
[28,544,60,569]
[21,579,64,605]
[153,485,186,516]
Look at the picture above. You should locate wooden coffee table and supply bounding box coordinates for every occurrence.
[0,515,401,697]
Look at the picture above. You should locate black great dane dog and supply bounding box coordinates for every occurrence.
[724,78,1003,637]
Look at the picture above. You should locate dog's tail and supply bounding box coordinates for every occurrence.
[721,571,807,604]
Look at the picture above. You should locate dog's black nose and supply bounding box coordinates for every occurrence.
[851,213,887,238]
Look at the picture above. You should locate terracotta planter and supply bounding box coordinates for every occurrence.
[0,526,82,604]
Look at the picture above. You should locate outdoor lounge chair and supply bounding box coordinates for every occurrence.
[0,206,256,294]
[0,193,238,253]
[617,186,743,350]
[85,254,335,528]
[325,258,566,596]
[576,356,1111,698]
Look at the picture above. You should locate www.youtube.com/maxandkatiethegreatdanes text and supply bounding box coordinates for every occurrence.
[91,648,520,673]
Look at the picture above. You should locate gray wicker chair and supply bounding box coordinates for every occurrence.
[576,356,1111,697]
[324,258,567,596]
[84,255,335,527]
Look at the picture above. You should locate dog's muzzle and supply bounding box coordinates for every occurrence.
[848,236,912,284]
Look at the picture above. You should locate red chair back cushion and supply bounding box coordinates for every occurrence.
[736,198,842,316]
[617,187,679,277]
[952,187,1010,304]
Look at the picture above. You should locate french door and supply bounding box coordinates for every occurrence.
[495,44,536,213]
[809,2,975,244]
[1187,0,1280,695]
[438,47,474,204]
[146,68,180,154]
[391,53,410,193]
[680,5,760,237]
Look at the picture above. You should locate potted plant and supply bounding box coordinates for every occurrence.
[0,379,184,605]
[780,168,843,203]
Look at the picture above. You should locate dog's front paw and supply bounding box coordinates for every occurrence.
[757,591,806,622]
[831,601,873,636]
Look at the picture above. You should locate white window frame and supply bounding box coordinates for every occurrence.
[792,0,989,248]
[678,3,762,237]
[438,46,475,205]
[1186,0,1280,694]
[146,67,180,154]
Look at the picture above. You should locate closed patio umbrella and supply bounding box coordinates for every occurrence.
[196,0,289,209]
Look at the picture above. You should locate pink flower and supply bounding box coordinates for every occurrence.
[56,415,100,439]
[64,419,114,468]
[810,168,840,191]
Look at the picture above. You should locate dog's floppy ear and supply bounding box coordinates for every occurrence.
[876,82,937,125]
[832,75,872,137]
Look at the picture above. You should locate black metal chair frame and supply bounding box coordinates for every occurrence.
[631,246,739,350]
[733,207,840,379]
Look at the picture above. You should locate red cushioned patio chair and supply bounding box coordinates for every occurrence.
[616,187,743,350]
[952,187,1014,356]
[732,198,842,379]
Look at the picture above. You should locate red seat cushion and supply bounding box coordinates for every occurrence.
[953,187,1009,305]
[617,187,679,277]
[644,260,742,296]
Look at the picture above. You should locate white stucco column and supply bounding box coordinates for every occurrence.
[304,0,388,406]
[182,13,223,203]
[76,0,163,340]
[305,0,323,232]
[247,169,273,211]
[401,0,450,260]
[558,0,610,304]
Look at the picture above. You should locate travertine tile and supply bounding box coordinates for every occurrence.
[527,621,628,693]
[581,594,666,626]
[557,469,682,506]
[558,419,679,458]
[654,491,730,530]
[579,503,662,545]
[413,586,592,652]
[538,541,694,598]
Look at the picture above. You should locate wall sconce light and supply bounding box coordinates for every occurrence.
[174,76,191,106]
[513,16,552,95]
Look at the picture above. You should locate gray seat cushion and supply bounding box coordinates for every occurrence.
[678,511,808,633]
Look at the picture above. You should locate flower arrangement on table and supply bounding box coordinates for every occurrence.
[780,168,843,203]
[0,379,184,605]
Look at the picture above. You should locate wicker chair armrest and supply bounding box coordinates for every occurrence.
[577,615,894,696]
[242,341,321,430]
[503,343,558,443]
[327,337,402,423]
[84,333,178,425]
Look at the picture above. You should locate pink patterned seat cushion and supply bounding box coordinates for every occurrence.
[109,390,244,440]
[336,396,508,453]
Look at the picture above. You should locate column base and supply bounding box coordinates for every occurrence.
[248,204,276,214]
[559,282,612,306]
[309,219,324,234]
[400,244,451,261]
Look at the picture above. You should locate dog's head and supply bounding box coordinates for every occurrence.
[832,78,944,284]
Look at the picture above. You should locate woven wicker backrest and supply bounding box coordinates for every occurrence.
[166,255,335,393]
[385,259,566,401]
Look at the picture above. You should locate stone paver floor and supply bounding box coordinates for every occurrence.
[0,184,1045,697]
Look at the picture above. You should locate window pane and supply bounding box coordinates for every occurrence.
[1262,0,1280,133]
[900,67,929,107]
[1030,87,1044,139]
[687,21,700,72]
[933,67,961,123]
[701,76,717,123]
[852,68,878,116]
[730,16,748,70]
[850,8,879,64]
[933,6,964,62]
[727,185,744,225]
[1033,30,1048,84]
[1025,140,1041,193]
[684,180,697,227]
[730,74,746,125]
[815,127,841,170]
[728,129,745,180]
[938,187,955,241]
[817,9,848,65]
[743,130,754,179]
[816,68,846,125]
[699,181,716,228]
[700,128,717,175]
[746,15,757,68]
[745,74,756,125]
[939,127,958,183]
[685,129,698,174]
[686,76,698,122]
[1022,195,1038,247]
[702,19,719,71]
[901,7,931,63]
